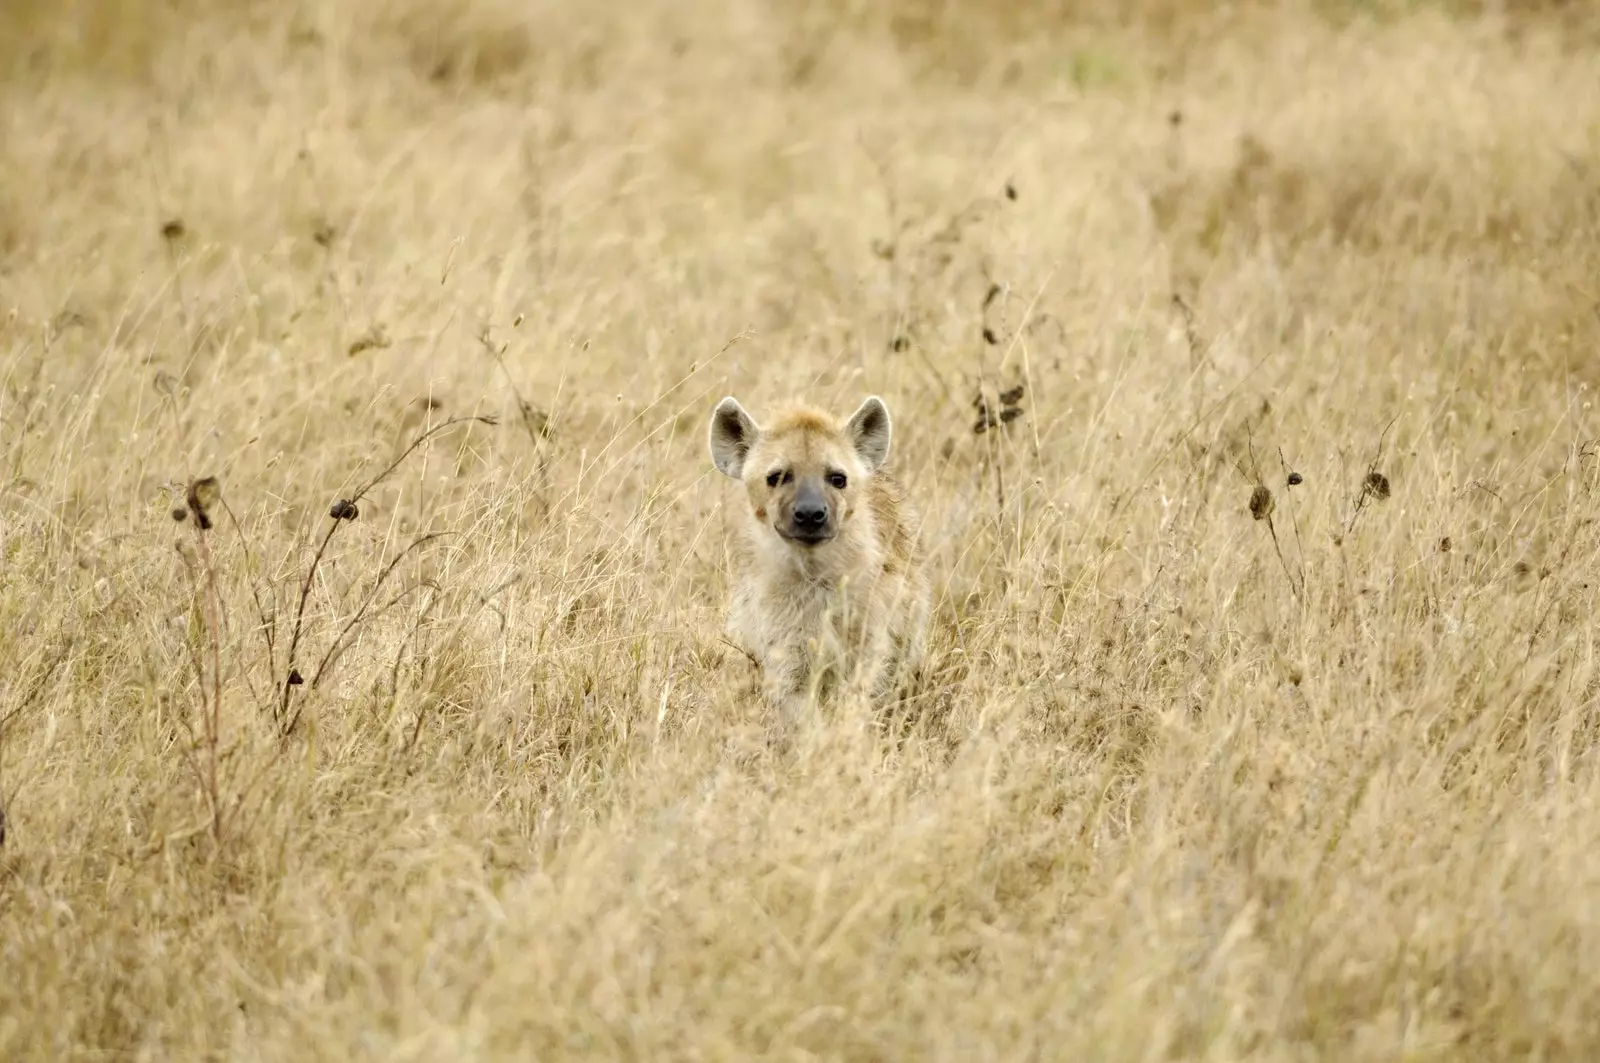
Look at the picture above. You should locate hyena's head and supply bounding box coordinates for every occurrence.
[709,395,893,549]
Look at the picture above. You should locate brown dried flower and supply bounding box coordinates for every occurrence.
[1249,485,1275,521]
[186,477,221,531]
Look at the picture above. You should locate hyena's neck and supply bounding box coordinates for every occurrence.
[796,541,880,588]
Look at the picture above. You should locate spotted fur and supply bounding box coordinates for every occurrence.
[709,394,930,729]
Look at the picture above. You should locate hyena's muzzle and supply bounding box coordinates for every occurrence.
[777,477,834,546]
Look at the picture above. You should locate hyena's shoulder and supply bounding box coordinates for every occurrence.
[866,469,922,574]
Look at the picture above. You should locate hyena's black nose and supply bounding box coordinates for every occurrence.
[794,499,829,528]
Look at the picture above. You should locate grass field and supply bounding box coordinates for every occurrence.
[3,0,1600,1058]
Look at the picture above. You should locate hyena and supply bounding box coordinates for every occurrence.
[708,393,930,729]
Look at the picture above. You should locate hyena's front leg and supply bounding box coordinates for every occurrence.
[886,620,929,701]
[879,581,931,704]
[841,624,895,709]
[760,643,812,736]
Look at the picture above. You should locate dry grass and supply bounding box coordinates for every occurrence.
[3,0,1600,1058]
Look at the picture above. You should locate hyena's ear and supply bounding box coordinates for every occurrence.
[709,397,761,479]
[845,396,892,473]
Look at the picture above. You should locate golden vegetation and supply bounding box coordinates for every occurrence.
[3,0,1600,1057]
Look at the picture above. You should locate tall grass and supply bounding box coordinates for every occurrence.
[2,0,1599,1058]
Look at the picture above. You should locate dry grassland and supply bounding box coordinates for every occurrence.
[3,0,1600,1058]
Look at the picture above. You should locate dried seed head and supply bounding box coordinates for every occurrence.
[189,477,220,512]
[982,327,999,345]
[999,384,1025,407]
[999,407,1024,424]
[347,325,390,357]
[186,477,220,531]
[170,506,189,523]
[161,218,187,240]
[1364,471,1391,500]
[1439,536,1452,553]
[890,335,909,352]
[972,392,995,434]
[329,499,359,521]
[1004,182,1018,201]
[1287,472,1303,486]
[1249,484,1275,521]
[519,401,552,439]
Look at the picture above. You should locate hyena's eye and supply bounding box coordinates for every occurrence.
[827,471,848,489]
[766,470,792,488]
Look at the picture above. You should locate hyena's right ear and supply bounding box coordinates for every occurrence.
[709,397,761,479]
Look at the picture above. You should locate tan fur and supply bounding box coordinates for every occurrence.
[709,394,931,730]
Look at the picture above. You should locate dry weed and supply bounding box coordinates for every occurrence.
[2,0,1600,1059]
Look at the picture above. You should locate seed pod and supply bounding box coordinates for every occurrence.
[1249,485,1275,521]
[186,477,221,531]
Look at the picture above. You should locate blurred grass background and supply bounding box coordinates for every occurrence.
[3,0,1600,1059]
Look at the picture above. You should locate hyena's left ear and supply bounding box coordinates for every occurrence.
[845,396,892,473]
[709,396,761,478]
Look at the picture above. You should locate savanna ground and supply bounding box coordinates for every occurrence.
[2,0,1600,1058]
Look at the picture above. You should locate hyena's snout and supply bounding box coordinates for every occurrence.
[781,479,833,545]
